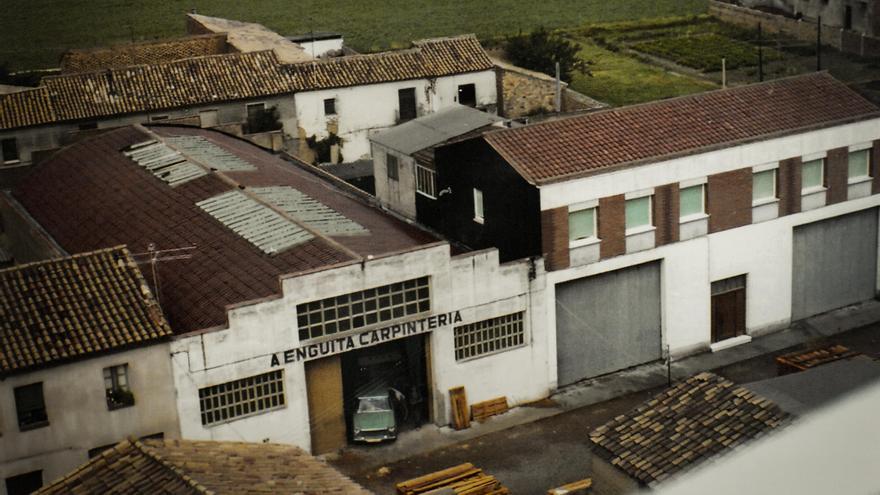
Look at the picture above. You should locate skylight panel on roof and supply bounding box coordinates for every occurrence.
[123,141,208,186]
[196,190,313,255]
[165,135,256,172]
[252,186,368,236]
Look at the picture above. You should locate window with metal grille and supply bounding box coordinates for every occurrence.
[416,163,436,198]
[454,312,525,361]
[198,370,285,426]
[297,277,430,341]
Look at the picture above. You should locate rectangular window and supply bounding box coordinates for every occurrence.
[14,383,48,431]
[199,370,285,426]
[416,163,437,198]
[458,83,476,107]
[802,158,825,191]
[679,184,705,218]
[324,98,336,115]
[246,103,265,120]
[199,110,219,128]
[454,312,525,361]
[5,470,42,495]
[1,138,19,163]
[103,364,134,410]
[848,149,870,180]
[296,277,430,341]
[473,188,484,223]
[398,87,417,122]
[625,196,652,230]
[752,169,777,202]
[387,153,399,181]
[568,207,596,241]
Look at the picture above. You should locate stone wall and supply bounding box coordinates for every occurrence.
[493,59,605,119]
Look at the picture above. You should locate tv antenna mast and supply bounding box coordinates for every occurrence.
[131,244,197,304]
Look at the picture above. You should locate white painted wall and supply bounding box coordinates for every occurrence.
[0,343,179,494]
[294,70,496,161]
[170,242,547,453]
[372,142,417,219]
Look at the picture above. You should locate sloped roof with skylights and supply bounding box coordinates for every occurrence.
[13,125,438,334]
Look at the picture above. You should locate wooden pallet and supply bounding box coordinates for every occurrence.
[547,478,592,494]
[449,386,470,430]
[775,344,861,374]
[396,463,510,495]
[471,396,508,422]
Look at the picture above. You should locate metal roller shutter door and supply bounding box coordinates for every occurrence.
[555,261,662,387]
[792,208,878,321]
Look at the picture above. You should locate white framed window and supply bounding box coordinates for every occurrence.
[473,188,484,224]
[103,364,134,410]
[752,169,777,204]
[679,184,705,218]
[199,370,285,426]
[801,158,825,192]
[416,163,436,198]
[568,206,596,243]
[296,277,430,341]
[454,312,525,361]
[848,149,871,182]
[625,195,652,231]
[386,153,399,181]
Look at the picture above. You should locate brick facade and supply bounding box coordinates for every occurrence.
[654,184,680,246]
[777,157,802,216]
[826,147,849,205]
[707,169,752,233]
[599,195,626,259]
[541,206,570,271]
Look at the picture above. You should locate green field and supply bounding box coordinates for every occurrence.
[632,33,784,71]
[1,0,707,70]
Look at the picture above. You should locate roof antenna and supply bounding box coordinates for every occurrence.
[131,244,197,306]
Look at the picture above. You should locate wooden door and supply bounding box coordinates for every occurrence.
[305,355,347,455]
[711,288,745,343]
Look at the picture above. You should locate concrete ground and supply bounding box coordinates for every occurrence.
[329,301,880,494]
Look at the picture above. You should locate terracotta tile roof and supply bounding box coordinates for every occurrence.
[36,439,373,495]
[13,125,437,334]
[0,246,172,375]
[589,372,790,486]
[60,34,230,74]
[187,14,313,64]
[484,72,880,184]
[0,87,56,128]
[285,35,493,91]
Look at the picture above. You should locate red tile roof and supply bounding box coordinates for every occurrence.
[0,246,172,375]
[13,126,437,334]
[36,439,373,495]
[484,73,880,184]
[60,34,230,74]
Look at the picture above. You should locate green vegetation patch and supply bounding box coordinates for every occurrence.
[631,33,783,71]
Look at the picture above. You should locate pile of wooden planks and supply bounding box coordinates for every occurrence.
[470,396,508,422]
[396,463,509,495]
[776,344,861,374]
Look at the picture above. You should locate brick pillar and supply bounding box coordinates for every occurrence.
[777,157,802,216]
[872,140,880,195]
[598,194,625,259]
[825,147,849,205]
[541,206,570,271]
[654,183,680,246]
[707,168,752,233]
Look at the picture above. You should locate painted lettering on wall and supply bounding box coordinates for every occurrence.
[270,311,462,366]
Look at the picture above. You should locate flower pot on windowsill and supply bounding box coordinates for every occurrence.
[106,388,135,410]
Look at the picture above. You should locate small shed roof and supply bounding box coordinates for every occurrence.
[371,105,506,155]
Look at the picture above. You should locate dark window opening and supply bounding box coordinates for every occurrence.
[387,153,399,181]
[5,470,42,495]
[2,138,19,163]
[324,98,336,115]
[398,88,417,122]
[458,83,476,107]
[844,5,853,30]
[104,363,135,410]
[14,382,48,431]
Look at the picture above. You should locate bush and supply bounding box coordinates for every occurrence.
[246,106,283,134]
[505,27,581,82]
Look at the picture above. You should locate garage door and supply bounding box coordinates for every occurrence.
[555,261,662,387]
[792,208,878,320]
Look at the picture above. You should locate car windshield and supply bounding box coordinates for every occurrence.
[357,396,391,413]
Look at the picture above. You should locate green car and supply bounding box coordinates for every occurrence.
[352,394,397,443]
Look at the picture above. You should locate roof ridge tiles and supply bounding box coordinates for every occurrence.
[131,440,213,494]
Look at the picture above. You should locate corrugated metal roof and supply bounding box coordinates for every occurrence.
[123,140,208,186]
[370,104,505,155]
[253,186,368,236]
[196,190,313,255]
[165,135,256,172]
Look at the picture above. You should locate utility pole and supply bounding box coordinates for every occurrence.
[757,23,764,82]
[817,15,822,71]
[554,62,562,113]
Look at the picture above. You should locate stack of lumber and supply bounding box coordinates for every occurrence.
[775,344,861,374]
[396,463,510,495]
[547,478,592,494]
[470,396,508,422]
